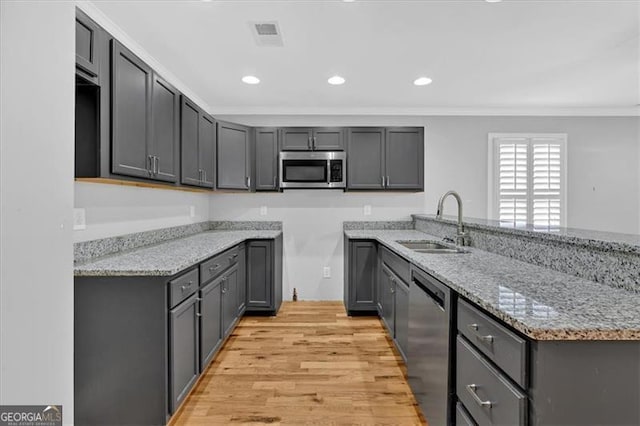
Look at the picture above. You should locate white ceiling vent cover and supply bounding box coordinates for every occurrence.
[250,21,283,47]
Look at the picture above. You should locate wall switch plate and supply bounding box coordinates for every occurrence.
[73,208,86,230]
[363,205,372,216]
[260,206,268,216]
[323,266,331,278]
[189,206,196,218]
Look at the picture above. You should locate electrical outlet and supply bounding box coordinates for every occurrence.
[363,205,372,216]
[323,266,331,278]
[189,206,196,218]
[260,206,268,216]
[73,208,86,230]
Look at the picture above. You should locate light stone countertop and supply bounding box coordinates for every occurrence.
[345,229,640,341]
[74,230,281,277]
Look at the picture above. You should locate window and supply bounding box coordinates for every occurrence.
[488,133,567,230]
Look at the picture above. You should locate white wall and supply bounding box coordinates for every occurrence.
[213,115,640,301]
[74,183,210,242]
[0,1,75,421]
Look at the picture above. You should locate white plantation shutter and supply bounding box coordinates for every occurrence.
[489,134,567,229]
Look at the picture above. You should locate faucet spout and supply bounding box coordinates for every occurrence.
[436,190,466,246]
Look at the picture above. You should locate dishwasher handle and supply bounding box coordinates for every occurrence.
[413,275,446,309]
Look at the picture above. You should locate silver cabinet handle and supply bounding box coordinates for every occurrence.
[313,136,317,150]
[180,281,193,292]
[196,312,202,317]
[466,384,492,408]
[246,176,251,189]
[381,176,385,187]
[467,324,494,343]
[208,264,220,273]
[148,155,154,175]
[386,176,390,187]
[307,136,312,150]
[196,297,202,302]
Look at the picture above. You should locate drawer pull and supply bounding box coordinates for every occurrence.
[230,254,238,260]
[466,384,493,408]
[209,264,220,273]
[467,323,494,343]
[180,281,194,292]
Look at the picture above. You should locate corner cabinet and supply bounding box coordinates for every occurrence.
[180,97,215,189]
[346,127,424,191]
[217,121,252,191]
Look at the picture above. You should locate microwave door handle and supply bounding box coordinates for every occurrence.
[327,160,331,184]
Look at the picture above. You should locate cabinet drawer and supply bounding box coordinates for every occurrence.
[456,402,478,426]
[200,245,240,284]
[457,336,527,426]
[380,245,410,284]
[458,299,527,388]
[169,268,199,308]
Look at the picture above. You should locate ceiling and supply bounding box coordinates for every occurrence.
[91,0,640,115]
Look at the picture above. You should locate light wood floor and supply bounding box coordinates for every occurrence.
[170,301,425,425]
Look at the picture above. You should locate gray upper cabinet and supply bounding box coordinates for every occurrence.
[150,75,179,183]
[254,128,279,191]
[385,127,424,190]
[313,127,344,150]
[76,9,100,83]
[111,40,152,180]
[180,96,215,189]
[280,128,313,151]
[347,127,424,191]
[280,127,345,151]
[347,128,385,189]
[217,121,251,190]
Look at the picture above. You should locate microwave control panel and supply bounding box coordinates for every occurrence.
[330,160,343,183]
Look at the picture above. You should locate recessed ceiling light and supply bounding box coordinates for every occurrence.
[485,0,503,3]
[343,0,356,2]
[241,75,260,85]
[328,75,346,85]
[413,77,433,86]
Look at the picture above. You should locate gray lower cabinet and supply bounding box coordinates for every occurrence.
[344,239,377,314]
[346,127,424,191]
[379,263,396,337]
[169,292,200,413]
[237,243,247,315]
[217,121,251,190]
[246,236,283,314]
[181,96,215,189]
[222,264,239,337]
[199,276,223,372]
[393,277,409,361]
[255,128,279,190]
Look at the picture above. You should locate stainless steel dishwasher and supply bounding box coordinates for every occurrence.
[408,266,453,426]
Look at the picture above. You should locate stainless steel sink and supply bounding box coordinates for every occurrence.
[397,240,467,254]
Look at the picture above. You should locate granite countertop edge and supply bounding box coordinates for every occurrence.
[344,229,640,341]
[74,230,282,277]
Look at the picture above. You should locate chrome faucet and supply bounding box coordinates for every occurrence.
[436,190,467,246]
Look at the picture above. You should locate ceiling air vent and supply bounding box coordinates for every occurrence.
[250,21,283,47]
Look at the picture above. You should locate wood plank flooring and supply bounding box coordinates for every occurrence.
[170,301,425,425]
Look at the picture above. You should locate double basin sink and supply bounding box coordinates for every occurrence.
[397,240,467,254]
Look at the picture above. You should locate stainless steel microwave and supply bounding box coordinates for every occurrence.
[279,151,346,189]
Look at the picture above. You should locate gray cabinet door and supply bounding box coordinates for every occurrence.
[76,9,100,82]
[111,40,152,179]
[280,128,313,151]
[237,244,246,315]
[255,128,278,190]
[313,127,344,151]
[199,277,222,372]
[247,240,273,309]
[379,264,395,337]
[385,127,424,190]
[199,114,215,189]
[169,293,199,413]
[348,241,377,312]
[150,74,179,183]
[222,265,239,338]
[347,128,385,189]
[180,97,201,187]
[217,121,250,190]
[394,278,409,361]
